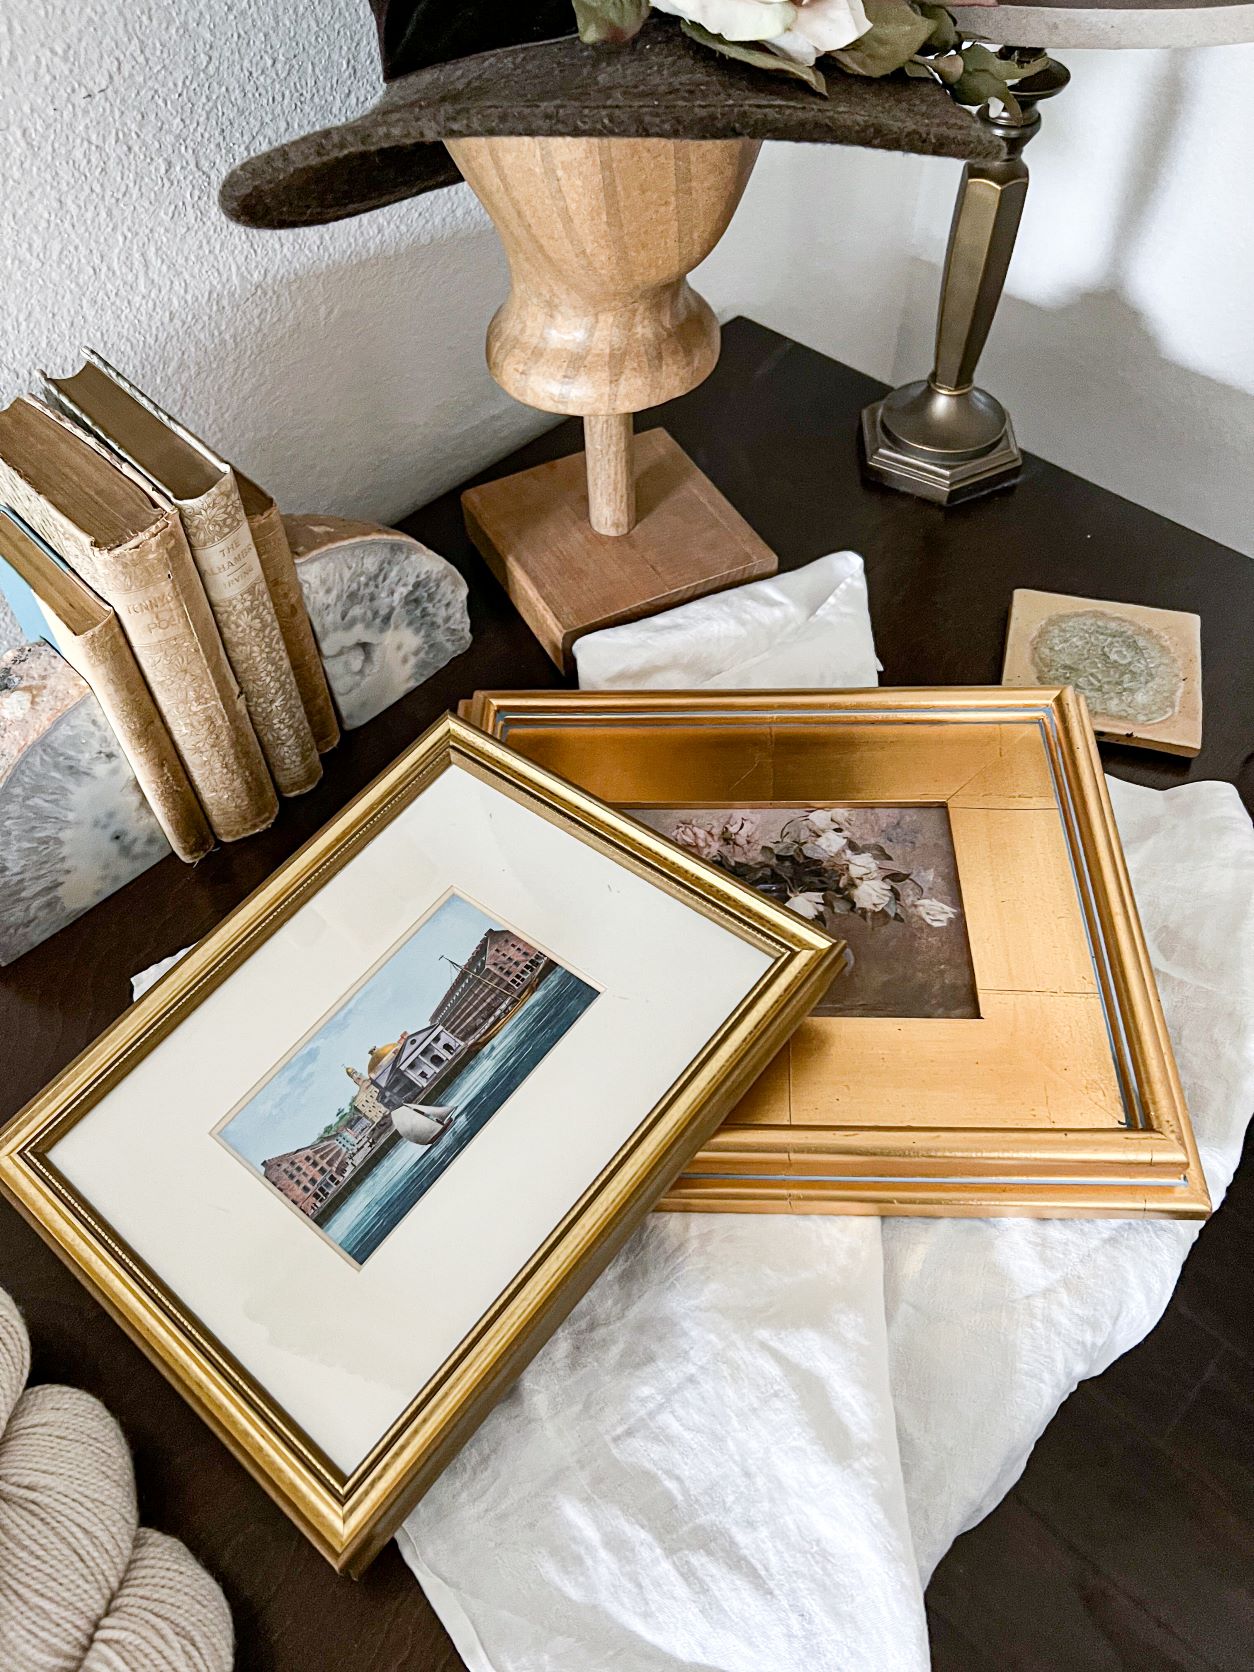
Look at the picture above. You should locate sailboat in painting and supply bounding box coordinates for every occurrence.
[392,1102,456,1146]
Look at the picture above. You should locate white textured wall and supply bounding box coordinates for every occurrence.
[702,42,1254,557]
[2,4,1251,554]
[890,44,1254,556]
[0,0,542,524]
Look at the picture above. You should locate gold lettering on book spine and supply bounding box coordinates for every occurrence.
[181,477,321,796]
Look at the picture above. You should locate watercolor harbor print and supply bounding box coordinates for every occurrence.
[216,893,599,1266]
[635,804,978,1020]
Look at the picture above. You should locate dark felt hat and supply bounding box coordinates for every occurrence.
[221,1,1002,231]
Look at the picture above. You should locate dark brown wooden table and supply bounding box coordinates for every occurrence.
[3,320,1250,1670]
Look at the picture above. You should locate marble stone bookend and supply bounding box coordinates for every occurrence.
[0,642,170,965]
[285,515,472,730]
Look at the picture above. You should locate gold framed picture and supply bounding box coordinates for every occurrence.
[464,688,1208,1222]
[0,716,838,1572]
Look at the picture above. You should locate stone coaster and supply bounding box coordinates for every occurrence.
[1003,588,1202,756]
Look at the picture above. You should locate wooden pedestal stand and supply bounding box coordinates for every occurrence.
[448,135,777,671]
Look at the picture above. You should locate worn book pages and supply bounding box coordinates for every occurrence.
[0,510,212,862]
[43,357,322,795]
[0,398,277,843]
[238,477,340,754]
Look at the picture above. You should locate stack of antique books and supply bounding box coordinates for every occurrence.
[0,353,340,862]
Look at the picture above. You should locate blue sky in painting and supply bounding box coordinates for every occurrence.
[219,894,498,1169]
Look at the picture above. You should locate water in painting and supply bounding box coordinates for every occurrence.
[216,893,599,1265]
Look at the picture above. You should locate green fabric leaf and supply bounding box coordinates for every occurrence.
[959,42,1012,78]
[680,20,829,93]
[917,3,959,49]
[928,51,965,85]
[832,0,934,78]
[949,45,1052,115]
[959,43,1050,85]
[950,64,1022,116]
[573,0,651,44]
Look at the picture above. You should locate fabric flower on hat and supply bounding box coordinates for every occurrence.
[574,0,1051,119]
[652,0,799,36]
[768,0,872,64]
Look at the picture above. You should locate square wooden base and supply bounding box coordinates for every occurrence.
[462,428,777,672]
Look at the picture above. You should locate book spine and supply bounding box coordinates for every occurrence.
[95,514,277,841]
[0,467,279,843]
[179,474,322,795]
[247,499,341,754]
[51,615,214,862]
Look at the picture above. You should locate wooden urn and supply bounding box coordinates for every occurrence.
[449,135,777,671]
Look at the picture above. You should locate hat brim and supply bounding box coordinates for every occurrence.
[221,22,1002,230]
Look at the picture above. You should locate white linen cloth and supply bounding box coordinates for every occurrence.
[573,551,881,691]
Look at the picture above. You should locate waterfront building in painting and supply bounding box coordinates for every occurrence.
[371,1023,463,1107]
[431,930,548,1041]
[344,1109,374,1144]
[260,931,550,1223]
[263,1138,352,1214]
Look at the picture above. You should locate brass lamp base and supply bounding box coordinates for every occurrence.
[861,379,1022,505]
[860,51,1068,509]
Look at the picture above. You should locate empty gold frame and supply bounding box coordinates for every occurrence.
[464,689,1208,1221]
[0,717,840,1571]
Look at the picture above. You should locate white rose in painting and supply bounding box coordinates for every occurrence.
[915,897,958,928]
[720,813,761,862]
[672,820,721,862]
[787,890,826,920]
[805,808,840,832]
[843,851,880,883]
[852,876,893,913]
[652,0,799,42]
[768,0,872,64]
[812,829,850,860]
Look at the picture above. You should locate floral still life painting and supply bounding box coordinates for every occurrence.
[636,805,977,1019]
[216,893,599,1266]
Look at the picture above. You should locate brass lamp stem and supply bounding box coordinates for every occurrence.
[931,154,1029,398]
[861,53,1069,505]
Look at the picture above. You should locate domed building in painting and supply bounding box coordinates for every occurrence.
[369,1024,464,1108]
[368,1036,405,1077]
[344,1064,390,1126]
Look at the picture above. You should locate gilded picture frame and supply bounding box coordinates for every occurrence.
[463,688,1208,1222]
[0,716,840,1572]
